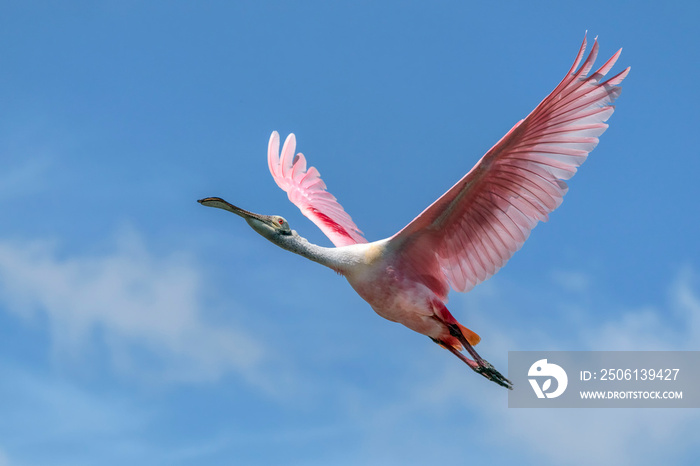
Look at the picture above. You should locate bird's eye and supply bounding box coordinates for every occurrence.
[278,218,284,225]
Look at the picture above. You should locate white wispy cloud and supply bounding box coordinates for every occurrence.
[590,267,700,351]
[0,229,265,385]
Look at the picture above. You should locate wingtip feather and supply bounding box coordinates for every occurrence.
[568,34,588,76]
[268,131,282,179]
[280,133,297,178]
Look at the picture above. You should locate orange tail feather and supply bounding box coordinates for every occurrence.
[457,323,481,346]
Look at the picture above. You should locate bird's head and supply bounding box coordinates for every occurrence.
[197,197,292,240]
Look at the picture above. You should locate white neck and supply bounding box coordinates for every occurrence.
[267,230,351,273]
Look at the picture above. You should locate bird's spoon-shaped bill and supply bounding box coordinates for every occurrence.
[197,197,266,222]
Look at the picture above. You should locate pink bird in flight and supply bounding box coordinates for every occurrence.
[199,36,629,389]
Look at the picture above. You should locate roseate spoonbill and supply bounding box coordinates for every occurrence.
[199,36,628,389]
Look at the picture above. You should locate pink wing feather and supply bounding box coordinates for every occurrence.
[268,131,368,247]
[389,35,630,298]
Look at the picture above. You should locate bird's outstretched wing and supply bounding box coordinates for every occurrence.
[268,131,368,247]
[388,35,630,297]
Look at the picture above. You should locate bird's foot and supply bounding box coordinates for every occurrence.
[473,360,513,390]
[435,336,513,389]
[442,323,513,389]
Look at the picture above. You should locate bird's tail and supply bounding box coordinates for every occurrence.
[431,300,480,349]
[455,322,481,347]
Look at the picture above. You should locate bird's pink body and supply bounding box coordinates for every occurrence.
[204,35,629,387]
[344,242,443,335]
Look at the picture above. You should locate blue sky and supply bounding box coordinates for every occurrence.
[1,1,699,465]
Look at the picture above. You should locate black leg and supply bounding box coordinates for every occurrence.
[440,325,513,390]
